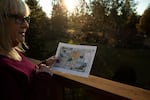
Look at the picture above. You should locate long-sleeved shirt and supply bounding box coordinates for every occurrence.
[0,51,55,100]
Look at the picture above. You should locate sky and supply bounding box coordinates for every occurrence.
[38,0,150,17]
[135,0,150,15]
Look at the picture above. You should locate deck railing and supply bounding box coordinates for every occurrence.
[29,58,150,100]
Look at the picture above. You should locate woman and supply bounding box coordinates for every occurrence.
[0,0,58,100]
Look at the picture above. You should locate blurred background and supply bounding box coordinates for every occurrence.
[24,0,150,90]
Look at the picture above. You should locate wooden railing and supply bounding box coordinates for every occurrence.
[29,58,150,100]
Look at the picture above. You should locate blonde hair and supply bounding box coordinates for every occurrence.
[0,0,30,60]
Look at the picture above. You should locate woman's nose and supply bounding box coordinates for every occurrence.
[21,20,29,29]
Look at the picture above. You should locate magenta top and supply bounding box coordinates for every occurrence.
[0,52,35,80]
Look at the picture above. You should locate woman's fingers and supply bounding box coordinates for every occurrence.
[45,56,58,66]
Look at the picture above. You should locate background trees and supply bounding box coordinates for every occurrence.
[25,0,53,59]
[25,0,68,59]
[51,0,68,37]
[79,0,138,47]
[136,5,150,48]
[137,5,150,37]
[25,0,150,57]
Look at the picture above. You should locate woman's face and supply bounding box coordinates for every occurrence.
[6,11,29,47]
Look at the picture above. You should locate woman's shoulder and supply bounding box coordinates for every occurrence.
[0,55,29,79]
[0,59,29,83]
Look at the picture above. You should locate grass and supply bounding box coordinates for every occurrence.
[91,45,150,89]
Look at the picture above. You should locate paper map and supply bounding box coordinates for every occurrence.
[52,42,97,77]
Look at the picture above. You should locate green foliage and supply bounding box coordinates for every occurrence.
[25,0,56,59]
[51,0,68,35]
[76,0,140,47]
[137,6,150,37]
[91,45,150,88]
[24,0,69,59]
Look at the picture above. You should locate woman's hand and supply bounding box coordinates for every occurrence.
[44,56,58,67]
[36,56,58,75]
